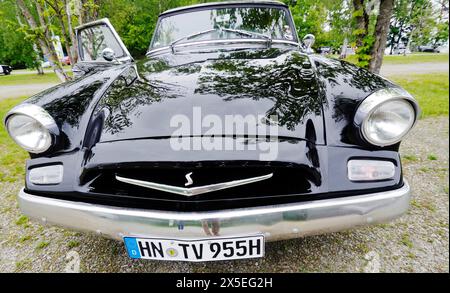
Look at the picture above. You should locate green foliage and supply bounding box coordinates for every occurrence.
[351,4,378,69]
[389,0,449,53]
[289,0,353,51]
[0,1,39,69]
[0,0,448,67]
[355,34,374,68]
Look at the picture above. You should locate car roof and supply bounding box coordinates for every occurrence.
[159,0,288,17]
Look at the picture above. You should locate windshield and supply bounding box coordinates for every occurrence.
[150,6,296,49]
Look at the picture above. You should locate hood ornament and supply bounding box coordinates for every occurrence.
[185,172,193,186]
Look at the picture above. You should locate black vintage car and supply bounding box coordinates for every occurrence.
[4,1,419,262]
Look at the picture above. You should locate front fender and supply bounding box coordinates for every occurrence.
[12,65,131,156]
[311,55,401,150]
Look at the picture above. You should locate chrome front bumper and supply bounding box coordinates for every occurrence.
[18,182,410,241]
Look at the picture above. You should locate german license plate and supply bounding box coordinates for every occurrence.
[124,235,264,262]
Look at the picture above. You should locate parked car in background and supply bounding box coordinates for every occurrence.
[387,43,411,55]
[41,59,51,68]
[5,1,419,263]
[317,46,331,55]
[343,45,356,55]
[40,56,71,68]
[61,56,71,66]
[434,42,449,53]
[0,64,13,75]
[417,45,440,53]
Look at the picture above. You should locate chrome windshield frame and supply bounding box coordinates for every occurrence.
[146,39,301,57]
[147,2,300,55]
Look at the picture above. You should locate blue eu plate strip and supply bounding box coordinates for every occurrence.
[124,237,141,259]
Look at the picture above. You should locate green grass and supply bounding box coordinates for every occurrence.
[67,240,80,248]
[411,199,436,212]
[0,97,29,183]
[390,73,449,118]
[15,259,32,271]
[35,240,50,250]
[383,53,449,65]
[15,215,29,226]
[339,53,449,65]
[15,65,71,73]
[0,73,60,86]
[400,233,414,248]
[427,154,438,161]
[402,154,419,162]
[18,235,32,243]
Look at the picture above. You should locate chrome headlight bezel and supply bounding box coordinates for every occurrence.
[354,88,420,147]
[4,104,59,154]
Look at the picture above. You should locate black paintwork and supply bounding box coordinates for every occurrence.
[11,12,408,211]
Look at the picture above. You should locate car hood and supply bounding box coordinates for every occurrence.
[96,48,325,144]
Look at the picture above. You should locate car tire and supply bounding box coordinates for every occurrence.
[5,71,11,75]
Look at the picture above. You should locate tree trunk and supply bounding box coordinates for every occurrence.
[389,19,397,55]
[352,0,370,47]
[394,21,404,54]
[368,0,394,74]
[65,0,79,65]
[33,44,44,75]
[340,38,349,59]
[16,0,69,82]
[50,1,75,66]
[35,0,70,82]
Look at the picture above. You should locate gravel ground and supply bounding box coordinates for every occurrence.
[0,116,448,273]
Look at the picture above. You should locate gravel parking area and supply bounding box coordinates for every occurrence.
[0,117,448,273]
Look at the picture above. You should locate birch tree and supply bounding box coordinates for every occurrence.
[16,0,70,81]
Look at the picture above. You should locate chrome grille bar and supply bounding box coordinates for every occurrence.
[115,173,273,197]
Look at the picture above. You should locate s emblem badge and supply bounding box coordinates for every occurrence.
[185,172,193,186]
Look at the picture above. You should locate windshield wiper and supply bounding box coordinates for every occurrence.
[221,28,272,44]
[169,28,272,53]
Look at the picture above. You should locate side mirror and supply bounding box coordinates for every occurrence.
[102,48,116,62]
[302,34,315,54]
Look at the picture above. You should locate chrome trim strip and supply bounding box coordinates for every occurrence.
[115,173,273,196]
[18,181,411,241]
[4,104,57,128]
[160,1,287,16]
[147,39,300,56]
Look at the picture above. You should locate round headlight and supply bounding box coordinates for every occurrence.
[363,99,415,146]
[6,114,52,153]
[4,104,57,154]
[355,88,419,147]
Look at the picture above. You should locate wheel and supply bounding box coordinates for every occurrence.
[5,70,11,75]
